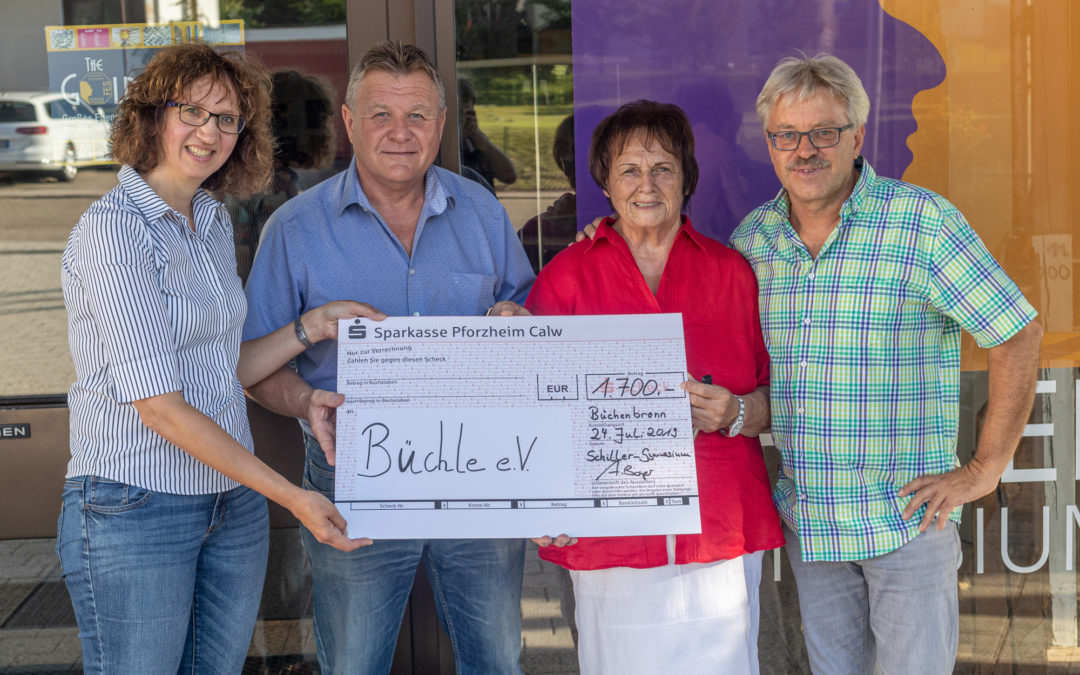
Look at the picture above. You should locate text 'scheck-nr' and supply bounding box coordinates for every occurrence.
[334,313,698,539]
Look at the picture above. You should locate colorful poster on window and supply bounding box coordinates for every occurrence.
[43,20,245,120]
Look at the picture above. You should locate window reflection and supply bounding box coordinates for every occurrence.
[518,113,576,272]
[0,7,349,674]
[226,68,337,282]
[0,170,103,397]
[456,0,574,273]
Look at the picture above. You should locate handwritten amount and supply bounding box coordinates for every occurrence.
[589,375,673,399]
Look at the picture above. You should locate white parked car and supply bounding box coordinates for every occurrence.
[0,91,112,181]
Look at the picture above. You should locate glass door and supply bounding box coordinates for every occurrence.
[0,2,349,672]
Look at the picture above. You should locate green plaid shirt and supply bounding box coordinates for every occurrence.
[730,159,1036,561]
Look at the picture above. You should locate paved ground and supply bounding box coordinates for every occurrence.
[0,536,801,674]
[0,536,584,673]
[0,170,113,396]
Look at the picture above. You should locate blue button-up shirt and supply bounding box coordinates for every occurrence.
[243,160,535,393]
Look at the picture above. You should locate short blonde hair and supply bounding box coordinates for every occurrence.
[756,54,870,133]
[345,41,445,111]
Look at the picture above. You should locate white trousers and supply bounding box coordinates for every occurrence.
[570,548,764,675]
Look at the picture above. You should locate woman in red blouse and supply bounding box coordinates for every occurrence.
[527,100,783,674]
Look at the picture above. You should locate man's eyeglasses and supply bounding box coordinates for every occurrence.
[766,124,853,151]
[166,102,246,134]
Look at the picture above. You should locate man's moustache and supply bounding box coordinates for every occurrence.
[787,160,830,171]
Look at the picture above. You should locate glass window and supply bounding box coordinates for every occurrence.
[454,2,1080,674]
[456,0,576,273]
[0,102,38,123]
[0,3,349,672]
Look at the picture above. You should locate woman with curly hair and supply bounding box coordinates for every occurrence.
[57,42,375,674]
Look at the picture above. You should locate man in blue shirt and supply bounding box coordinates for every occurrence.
[243,41,534,674]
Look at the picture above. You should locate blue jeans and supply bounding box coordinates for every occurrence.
[302,434,525,674]
[783,523,960,675]
[56,476,269,674]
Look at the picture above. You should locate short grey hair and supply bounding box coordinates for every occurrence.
[755,54,870,133]
[344,40,446,111]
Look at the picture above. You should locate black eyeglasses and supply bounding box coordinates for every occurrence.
[766,124,853,151]
[166,102,246,134]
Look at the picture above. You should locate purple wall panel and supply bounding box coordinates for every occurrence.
[571,0,945,242]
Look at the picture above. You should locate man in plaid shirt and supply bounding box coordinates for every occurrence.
[730,55,1042,673]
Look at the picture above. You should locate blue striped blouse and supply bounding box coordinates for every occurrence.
[62,165,252,494]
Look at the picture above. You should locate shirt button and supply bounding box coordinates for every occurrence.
[412,312,420,317]
[799,360,808,368]
[409,268,415,275]
[802,318,811,326]
[807,272,816,280]
[796,407,804,415]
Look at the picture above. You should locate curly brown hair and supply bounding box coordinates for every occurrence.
[110,42,273,197]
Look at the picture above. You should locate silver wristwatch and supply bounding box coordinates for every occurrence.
[726,395,745,437]
[294,316,314,349]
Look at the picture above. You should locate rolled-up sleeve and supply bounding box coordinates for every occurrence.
[928,206,1038,348]
[73,209,179,403]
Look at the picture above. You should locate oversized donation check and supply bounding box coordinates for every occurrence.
[334,313,699,539]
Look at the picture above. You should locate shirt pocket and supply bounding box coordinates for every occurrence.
[832,277,926,344]
[429,272,497,316]
[831,281,935,407]
[831,292,896,370]
[83,478,154,514]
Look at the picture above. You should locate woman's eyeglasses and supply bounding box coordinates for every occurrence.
[167,102,246,134]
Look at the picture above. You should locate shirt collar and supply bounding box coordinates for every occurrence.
[677,216,709,250]
[337,157,452,219]
[191,188,226,235]
[840,156,873,219]
[764,156,875,224]
[119,165,171,224]
[118,164,225,237]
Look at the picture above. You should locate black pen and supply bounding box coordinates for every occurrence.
[692,374,711,438]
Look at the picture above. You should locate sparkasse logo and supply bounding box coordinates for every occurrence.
[348,320,367,339]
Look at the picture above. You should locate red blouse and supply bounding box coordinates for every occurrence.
[525,217,784,570]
